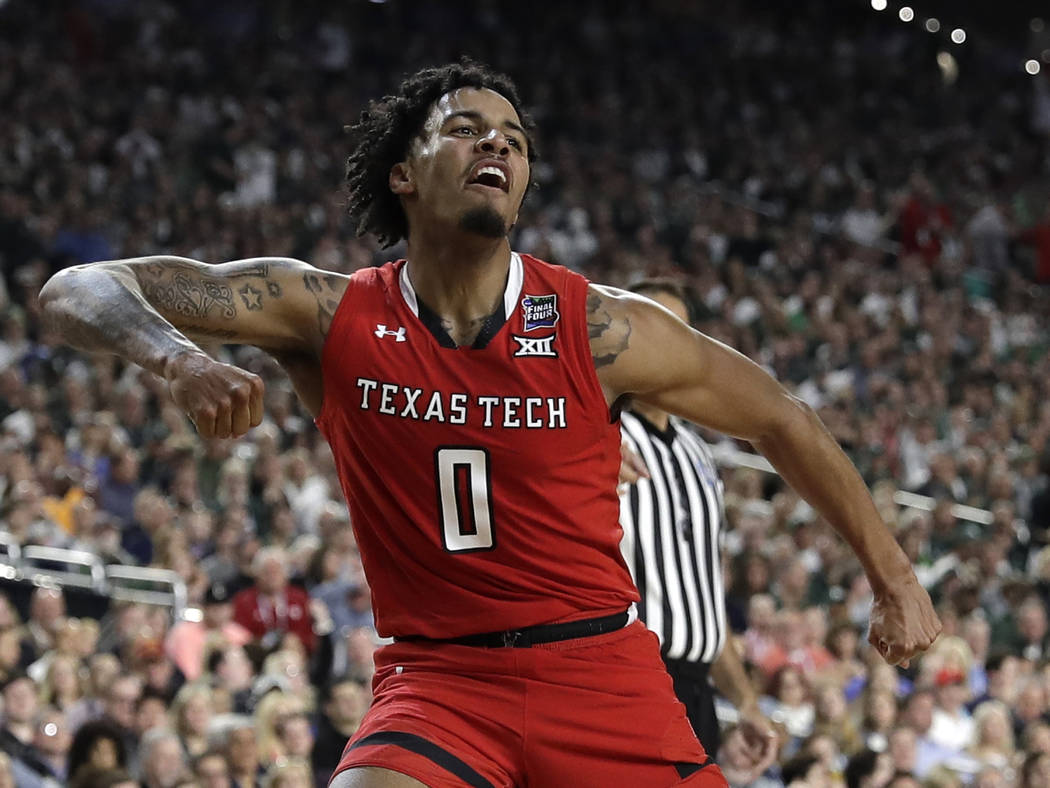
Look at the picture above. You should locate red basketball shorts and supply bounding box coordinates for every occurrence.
[331,621,726,787]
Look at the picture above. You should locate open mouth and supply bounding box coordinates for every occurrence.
[468,163,510,192]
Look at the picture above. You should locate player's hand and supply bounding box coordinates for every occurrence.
[164,350,265,439]
[735,703,779,780]
[617,439,649,493]
[868,573,941,668]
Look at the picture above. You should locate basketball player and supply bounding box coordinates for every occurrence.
[40,61,940,787]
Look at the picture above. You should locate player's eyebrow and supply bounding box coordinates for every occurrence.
[443,110,529,142]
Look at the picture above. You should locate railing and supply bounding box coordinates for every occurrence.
[0,538,189,620]
[710,445,995,526]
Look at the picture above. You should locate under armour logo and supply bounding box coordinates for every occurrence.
[374,324,406,342]
[512,333,557,357]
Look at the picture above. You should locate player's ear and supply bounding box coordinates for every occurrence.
[389,162,414,196]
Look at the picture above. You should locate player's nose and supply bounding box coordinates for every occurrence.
[475,129,510,157]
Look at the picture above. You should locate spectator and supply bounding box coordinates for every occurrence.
[139,727,188,788]
[859,687,897,752]
[969,700,1015,770]
[167,583,252,682]
[21,588,65,663]
[232,547,315,655]
[1013,678,1049,739]
[929,668,975,751]
[171,683,214,760]
[31,707,70,783]
[193,749,232,788]
[311,677,367,784]
[886,726,919,778]
[209,715,261,788]
[66,718,128,783]
[0,672,50,786]
[39,652,84,714]
[101,674,142,761]
[135,687,172,736]
[760,665,814,742]
[273,712,314,763]
[206,646,254,715]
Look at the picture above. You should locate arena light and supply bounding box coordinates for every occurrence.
[950,28,966,44]
[1043,49,1050,64]
[899,7,914,22]
[1026,60,1042,76]
[925,18,940,33]
[871,0,887,11]
[1033,19,1045,33]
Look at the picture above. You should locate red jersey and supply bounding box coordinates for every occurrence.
[316,253,637,639]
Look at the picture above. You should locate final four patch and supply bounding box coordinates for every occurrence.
[521,294,560,332]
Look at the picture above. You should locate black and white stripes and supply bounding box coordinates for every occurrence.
[619,411,727,664]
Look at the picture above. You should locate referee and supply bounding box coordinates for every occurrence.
[618,279,777,778]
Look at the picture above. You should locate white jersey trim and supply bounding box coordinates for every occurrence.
[399,252,524,319]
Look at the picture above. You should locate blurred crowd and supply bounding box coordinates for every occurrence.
[1,0,1050,786]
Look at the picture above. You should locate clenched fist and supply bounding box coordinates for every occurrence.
[164,351,265,439]
[868,574,942,668]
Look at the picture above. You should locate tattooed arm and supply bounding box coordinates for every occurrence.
[39,256,348,436]
[588,282,941,667]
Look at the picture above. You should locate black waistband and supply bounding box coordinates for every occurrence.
[396,611,631,648]
[662,655,711,681]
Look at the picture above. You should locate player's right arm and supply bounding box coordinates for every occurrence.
[39,255,348,438]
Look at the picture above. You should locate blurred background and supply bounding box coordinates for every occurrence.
[0,0,1049,786]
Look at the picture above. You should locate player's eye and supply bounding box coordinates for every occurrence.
[453,126,476,136]
[507,137,521,149]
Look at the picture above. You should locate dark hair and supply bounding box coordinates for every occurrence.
[67,719,128,783]
[345,58,537,248]
[844,749,880,788]
[781,754,819,784]
[627,278,699,325]
[319,674,361,705]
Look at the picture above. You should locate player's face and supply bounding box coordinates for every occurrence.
[393,88,530,239]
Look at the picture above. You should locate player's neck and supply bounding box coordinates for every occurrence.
[404,232,512,322]
[631,402,670,432]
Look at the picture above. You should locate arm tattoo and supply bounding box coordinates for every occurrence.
[140,261,273,321]
[238,284,263,310]
[587,290,632,369]
[303,272,344,338]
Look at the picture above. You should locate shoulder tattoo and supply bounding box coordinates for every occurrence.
[302,272,344,338]
[587,290,632,369]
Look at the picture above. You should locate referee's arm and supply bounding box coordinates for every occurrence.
[594,287,942,668]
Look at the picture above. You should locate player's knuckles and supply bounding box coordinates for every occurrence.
[229,382,251,403]
[195,404,217,422]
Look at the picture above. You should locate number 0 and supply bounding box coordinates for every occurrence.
[435,447,496,552]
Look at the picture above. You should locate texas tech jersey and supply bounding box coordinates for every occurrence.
[316,252,637,638]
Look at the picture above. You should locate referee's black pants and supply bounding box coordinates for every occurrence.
[663,656,720,760]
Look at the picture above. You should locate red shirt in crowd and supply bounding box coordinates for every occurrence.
[232,584,316,654]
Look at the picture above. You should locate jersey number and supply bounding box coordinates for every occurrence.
[435,447,496,553]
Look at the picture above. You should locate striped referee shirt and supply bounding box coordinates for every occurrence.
[619,410,728,664]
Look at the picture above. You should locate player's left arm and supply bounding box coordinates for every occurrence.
[588,284,941,666]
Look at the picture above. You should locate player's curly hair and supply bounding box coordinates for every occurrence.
[345,58,537,248]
